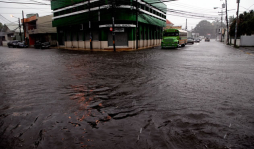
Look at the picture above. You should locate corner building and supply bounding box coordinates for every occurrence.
[51,0,166,50]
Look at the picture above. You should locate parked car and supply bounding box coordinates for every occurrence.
[187,37,194,44]
[17,41,28,48]
[7,40,20,48]
[205,37,210,42]
[34,41,50,49]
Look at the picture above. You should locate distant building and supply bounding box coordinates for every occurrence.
[3,22,24,41]
[163,19,174,30]
[22,14,57,47]
[164,20,182,30]
[0,32,6,46]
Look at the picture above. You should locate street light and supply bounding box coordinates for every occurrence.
[214,6,224,42]
[214,1,230,44]
[10,14,22,42]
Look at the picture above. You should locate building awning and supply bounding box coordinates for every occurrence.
[99,24,136,28]
[139,14,165,27]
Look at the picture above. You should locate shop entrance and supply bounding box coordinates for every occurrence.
[108,30,128,46]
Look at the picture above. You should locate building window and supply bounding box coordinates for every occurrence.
[60,10,65,15]
[54,12,58,17]
[78,5,84,11]
[72,7,77,12]
[66,9,71,14]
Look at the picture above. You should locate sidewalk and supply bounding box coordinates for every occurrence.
[238,46,254,55]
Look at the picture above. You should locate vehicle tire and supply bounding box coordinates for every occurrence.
[8,45,10,48]
[181,44,185,47]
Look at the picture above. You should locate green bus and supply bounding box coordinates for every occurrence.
[161,29,187,48]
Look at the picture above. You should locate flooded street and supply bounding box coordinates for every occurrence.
[1,40,254,149]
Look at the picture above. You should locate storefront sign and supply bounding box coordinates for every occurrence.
[99,24,136,28]
[114,28,124,32]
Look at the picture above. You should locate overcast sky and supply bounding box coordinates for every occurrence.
[0,0,253,30]
[165,0,254,30]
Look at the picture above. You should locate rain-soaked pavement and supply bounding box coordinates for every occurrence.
[0,40,254,149]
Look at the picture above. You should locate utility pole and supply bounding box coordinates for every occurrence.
[22,10,25,43]
[18,18,22,42]
[186,19,187,30]
[225,0,229,44]
[88,0,93,50]
[234,0,240,47]
[136,0,139,50]
[220,9,223,42]
[112,0,116,52]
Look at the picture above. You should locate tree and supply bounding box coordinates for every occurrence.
[229,10,254,37]
[0,22,3,31]
[193,20,223,38]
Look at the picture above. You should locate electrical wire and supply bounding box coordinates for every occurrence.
[0,1,50,5]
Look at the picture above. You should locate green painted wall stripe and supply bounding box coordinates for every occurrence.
[52,10,165,27]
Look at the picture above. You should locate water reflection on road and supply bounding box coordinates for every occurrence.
[0,42,254,149]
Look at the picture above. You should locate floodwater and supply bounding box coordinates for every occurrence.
[1,40,254,149]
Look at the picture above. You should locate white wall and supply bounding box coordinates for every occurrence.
[230,39,240,46]
[240,36,254,46]
[2,41,8,46]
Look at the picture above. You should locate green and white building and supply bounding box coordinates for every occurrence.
[51,0,166,50]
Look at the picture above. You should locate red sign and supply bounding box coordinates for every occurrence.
[110,27,113,31]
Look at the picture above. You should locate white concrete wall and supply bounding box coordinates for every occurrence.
[100,41,108,49]
[230,39,240,46]
[92,41,100,49]
[72,41,78,48]
[144,40,147,47]
[65,41,72,48]
[138,40,143,48]
[128,41,135,49]
[240,36,254,46]
[151,40,154,46]
[61,39,161,50]
[78,41,85,48]
[2,41,8,46]
[84,41,89,49]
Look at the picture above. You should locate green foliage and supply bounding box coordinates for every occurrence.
[193,20,223,38]
[229,10,254,37]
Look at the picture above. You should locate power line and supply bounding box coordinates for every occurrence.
[0,1,50,5]
[0,7,50,9]
[0,14,12,23]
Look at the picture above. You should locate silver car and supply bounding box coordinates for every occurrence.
[187,37,194,44]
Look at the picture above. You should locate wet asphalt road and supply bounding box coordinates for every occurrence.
[0,40,254,149]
